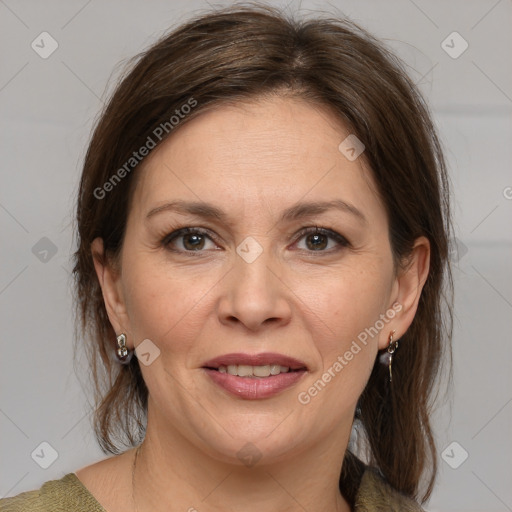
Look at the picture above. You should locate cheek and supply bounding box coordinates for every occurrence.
[293,266,392,419]
[120,255,216,351]
[293,268,389,422]
[296,262,391,349]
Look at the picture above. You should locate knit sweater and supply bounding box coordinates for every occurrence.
[0,468,424,512]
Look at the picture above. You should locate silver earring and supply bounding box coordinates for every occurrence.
[386,330,398,383]
[379,330,398,383]
[116,333,133,364]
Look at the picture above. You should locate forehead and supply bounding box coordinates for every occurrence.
[129,96,383,222]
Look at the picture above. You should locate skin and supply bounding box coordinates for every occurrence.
[78,95,430,512]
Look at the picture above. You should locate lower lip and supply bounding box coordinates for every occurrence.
[203,368,307,399]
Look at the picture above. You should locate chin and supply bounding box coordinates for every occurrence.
[189,418,311,468]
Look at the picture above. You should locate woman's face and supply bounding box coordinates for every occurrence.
[97,95,420,465]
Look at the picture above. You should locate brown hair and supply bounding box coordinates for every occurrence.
[72,3,453,503]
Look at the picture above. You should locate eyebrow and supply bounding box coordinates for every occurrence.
[145,199,367,225]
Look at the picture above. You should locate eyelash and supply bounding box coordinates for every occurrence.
[160,225,350,256]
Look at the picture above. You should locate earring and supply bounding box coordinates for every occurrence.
[116,333,133,364]
[386,330,398,383]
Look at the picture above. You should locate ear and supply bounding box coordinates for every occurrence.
[378,236,431,350]
[91,237,132,348]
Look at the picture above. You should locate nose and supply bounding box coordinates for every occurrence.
[216,248,292,332]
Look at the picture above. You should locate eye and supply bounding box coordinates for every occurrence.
[162,227,218,252]
[161,225,350,254]
[294,226,349,252]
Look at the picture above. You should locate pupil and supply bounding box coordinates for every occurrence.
[307,234,327,250]
[184,234,204,250]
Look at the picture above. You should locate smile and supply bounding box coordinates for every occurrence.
[217,364,292,377]
[202,352,308,399]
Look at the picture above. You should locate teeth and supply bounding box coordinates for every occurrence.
[254,365,271,377]
[217,364,293,377]
[270,364,281,375]
[237,364,253,377]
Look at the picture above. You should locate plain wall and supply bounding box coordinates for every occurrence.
[1,1,511,510]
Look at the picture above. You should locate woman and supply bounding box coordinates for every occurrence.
[0,4,453,511]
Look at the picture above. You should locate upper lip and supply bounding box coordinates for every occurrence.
[202,352,307,370]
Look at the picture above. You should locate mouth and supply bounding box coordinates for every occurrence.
[202,353,308,399]
[202,352,307,377]
[213,364,300,378]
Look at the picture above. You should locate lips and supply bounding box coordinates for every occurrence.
[202,352,308,400]
[202,352,307,371]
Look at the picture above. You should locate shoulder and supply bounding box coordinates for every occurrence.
[341,450,425,511]
[355,467,425,512]
[0,473,107,512]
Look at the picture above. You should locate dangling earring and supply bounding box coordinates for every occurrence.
[116,333,133,364]
[386,330,398,383]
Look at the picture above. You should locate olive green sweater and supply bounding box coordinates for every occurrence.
[0,465,424,512]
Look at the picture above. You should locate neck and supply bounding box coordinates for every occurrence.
[131,403,352,512]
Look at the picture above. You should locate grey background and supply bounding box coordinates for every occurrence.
[1,0,511,510]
